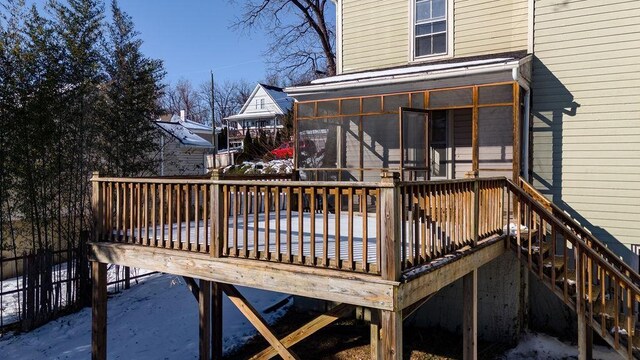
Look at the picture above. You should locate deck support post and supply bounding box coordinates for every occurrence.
[370,309,382,359]
[199,280,211,360]
[212,282,223,359]
[381,309,402,360]
[462,269,478,360]
[91,261,107,360]
[575,246,593,360]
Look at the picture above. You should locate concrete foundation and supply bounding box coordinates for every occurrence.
[407,251,525,343]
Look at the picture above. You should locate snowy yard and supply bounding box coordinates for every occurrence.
[0,273,290,359]
[0,269,621,359]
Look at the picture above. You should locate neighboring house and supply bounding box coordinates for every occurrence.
[286,0,640,266]
[154,114,213,176]
[224,83,294,145]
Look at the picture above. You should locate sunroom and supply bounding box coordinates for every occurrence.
[286,52,532,182]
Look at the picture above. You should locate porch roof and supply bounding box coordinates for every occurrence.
[286,52,531,98]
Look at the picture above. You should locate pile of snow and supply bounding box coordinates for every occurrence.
[0,273,290,359]
[499,332,618,359]
[224,159,293,175]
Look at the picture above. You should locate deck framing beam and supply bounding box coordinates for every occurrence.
[89,242,397,310]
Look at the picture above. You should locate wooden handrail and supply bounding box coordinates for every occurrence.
[507,180,640,295]
[517,177,640,287]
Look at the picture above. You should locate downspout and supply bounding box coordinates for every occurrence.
[512,68,531,181]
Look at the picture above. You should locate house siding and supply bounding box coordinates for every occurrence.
[158,135,209,176]
[341,0,408,73]
[340,0,529,73]
[531,0,640,257]
[454,0,528,57]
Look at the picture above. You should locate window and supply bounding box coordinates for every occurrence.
[414,0,447,58]
[260,98,265,109]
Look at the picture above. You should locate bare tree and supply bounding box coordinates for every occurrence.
[160,79,210,123]
[199,79,253,126]
[233,0,336,80]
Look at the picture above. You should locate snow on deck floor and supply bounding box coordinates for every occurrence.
[0,273,290,359]
[131,211,380,263]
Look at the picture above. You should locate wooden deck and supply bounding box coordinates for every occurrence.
[89,173,640,359]
[89,172,512,360]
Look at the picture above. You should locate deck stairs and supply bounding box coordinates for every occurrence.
[511,178,640,359]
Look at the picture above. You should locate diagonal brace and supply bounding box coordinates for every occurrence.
[250,303,355,360]
[220,283,300,360]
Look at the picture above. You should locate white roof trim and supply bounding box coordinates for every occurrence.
[224,111,278,121]
[286,58,521,96]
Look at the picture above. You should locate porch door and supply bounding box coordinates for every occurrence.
[400,108,430,181]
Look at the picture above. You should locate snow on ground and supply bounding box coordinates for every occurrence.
[0,273,291,360]
[500,332,619,360]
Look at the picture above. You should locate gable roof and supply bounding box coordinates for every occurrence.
[226,83,293,120]
[155,120,213,148]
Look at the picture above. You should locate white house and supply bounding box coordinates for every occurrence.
[224,83,293,143]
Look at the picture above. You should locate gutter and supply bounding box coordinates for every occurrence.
[286,60,522,96]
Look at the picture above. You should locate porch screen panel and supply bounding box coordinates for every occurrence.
[402,110,429,180]
[362,114,400,171]
[478,84,513,105]
[428,88,473,108]
[297,118,336,169]
[478,106,513,178]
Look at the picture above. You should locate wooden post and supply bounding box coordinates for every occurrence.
[473,179,480,246]
[462,269,478,360]
[199,280,211,360]
[212,282,223,359]
[91,171,102,242]
[92,261,107,360]
[380,171,401,281]
[124,267,130,290]
[370,309,382,359]
[210,169,224,258]
[471,86,479,176]
[381,309,402,360]
[575,246,593,360]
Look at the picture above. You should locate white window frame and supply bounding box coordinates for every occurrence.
[409,0,454,63]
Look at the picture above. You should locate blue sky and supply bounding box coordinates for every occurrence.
[117,1,270,87]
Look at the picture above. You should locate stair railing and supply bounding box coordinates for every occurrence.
[507,179,640,357]
[518,177,640,287]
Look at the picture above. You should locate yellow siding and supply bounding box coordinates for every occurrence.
[340,0,529,73]
[454,0,528,56]
[341,0,408,73]
[531,0,640,254]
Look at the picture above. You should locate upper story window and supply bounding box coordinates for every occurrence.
[414,0,447,58]
[260,98,265,109]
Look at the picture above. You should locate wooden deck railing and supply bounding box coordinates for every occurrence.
[91,172,509,279]
[506,179,640,357]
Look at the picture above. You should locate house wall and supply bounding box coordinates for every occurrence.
[340,0,529,73]
[531,0,640,263]
[158,134,209,176]
[243,87,281,115]
[454,0,528,57]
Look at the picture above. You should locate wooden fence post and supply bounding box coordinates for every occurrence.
[210,169,224,258]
